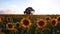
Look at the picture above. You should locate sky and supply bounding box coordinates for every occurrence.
[0,0,60,14]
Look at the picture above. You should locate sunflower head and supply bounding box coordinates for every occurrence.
[0,16,4,22]
[36,19,47,28]
[6,17,11,22]
[15,22,20,28]
[45,16,51,22]
[6,23,14,30]
[57,16,60,22]
[51,19,58,26]
[20,18,31,28]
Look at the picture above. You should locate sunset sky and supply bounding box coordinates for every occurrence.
[0,0,60,14]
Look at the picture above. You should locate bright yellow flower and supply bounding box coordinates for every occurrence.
[51,18,58,26]
[57,16,60,22]
[0,16,4,22]
[20,18,31,28]
[6,23,14,30]
[45,16,51,22]
[15,22,20,28]
[36,19,47,28]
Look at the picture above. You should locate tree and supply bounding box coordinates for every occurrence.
[24,7,35,14]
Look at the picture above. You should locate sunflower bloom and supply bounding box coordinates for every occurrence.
[15,22,20,28]
[51,19,58,26]
[6,17,11,22]
[6,23,14,30]
[20,18,31,28]
[57,16,60,22]
[36,19,47,28]
[45,16,51,22]
[0,16,4,22]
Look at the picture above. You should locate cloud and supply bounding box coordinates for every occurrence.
[30,0,60,14]
[7,5,23,14]
[0,8,16,14]
[0,4,24,14]
[0,7,23,14]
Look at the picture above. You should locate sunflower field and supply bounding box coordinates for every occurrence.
[0,15,60,34]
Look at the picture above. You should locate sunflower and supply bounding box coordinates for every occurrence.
[6,17,11,22]
[54,15,58,19]
[6,23,14,30]
[15,22,20,28]
[51,18,58,26]
[0,16,4,22]
[36,19,47,28]
[45,16,51,22]
[20,18,31,28]
[57,16,60,22]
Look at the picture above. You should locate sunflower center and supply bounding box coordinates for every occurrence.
[58,17,60,21]
[52,20,56,25]
[23,19,29,26]
[38,21,45,26]
[8,24,13,28]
